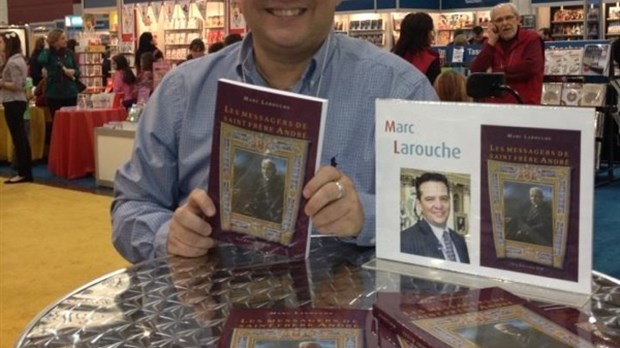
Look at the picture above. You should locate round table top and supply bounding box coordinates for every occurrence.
[15,237,620,347]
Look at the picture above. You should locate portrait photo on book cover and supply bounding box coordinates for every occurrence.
[486,160,570,269]
[228,329,363,348]
[399,168,471,264]
[219,123,308,246]
[414,305,593,347]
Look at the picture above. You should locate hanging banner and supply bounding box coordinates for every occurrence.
[121,4,135,43]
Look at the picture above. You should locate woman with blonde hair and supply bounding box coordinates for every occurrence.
[433,70,471,102]
[38,28,80,120]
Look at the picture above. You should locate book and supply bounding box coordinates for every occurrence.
[581,43,611,77]
[375,101,594,294]
[580,83,607,107]
[373,288,597,348]
[541,83,563,106]
[208,79,327,259]
[217,308,370,348]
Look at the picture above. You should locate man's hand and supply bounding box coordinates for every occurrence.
[168,189,217,257]
[303,166,364,238]
[487,24,499,47]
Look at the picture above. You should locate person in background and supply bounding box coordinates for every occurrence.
[185,38,206,61]
[135,32,162,73]
[67,39,78,53]
[224,33,243,46]
[136,52,155,101]
[111,54,137,109]
[392,12,441,84]
[470,3,544,105]
[452,33,469,46]
[538,27,553,41]
[433,70,471,102]
[448,29,466,45]
[38,29,80,121]
[1,31,32,184]
[101,46,112,87]
[469,26,488,44]
[28,36,45,85]
[208,41,225,54]
[111,0,438,263]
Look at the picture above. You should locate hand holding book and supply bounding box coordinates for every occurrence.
[302,165,364,238]
[168,189,217,258]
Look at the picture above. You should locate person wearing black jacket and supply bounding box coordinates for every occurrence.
[28,36,45,85]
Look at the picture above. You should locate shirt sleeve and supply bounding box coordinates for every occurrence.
[111,71,187,263]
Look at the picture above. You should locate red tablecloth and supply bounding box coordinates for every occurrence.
[48,107,127,179]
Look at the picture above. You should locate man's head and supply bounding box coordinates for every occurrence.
[189,38,205,59]
[472,26,484,38]
[494,322,522,336]
[490,3,520,41]
[415,173,451,228]
[238,0,341,58]
[261,158,277,181]
[529,187,544,206]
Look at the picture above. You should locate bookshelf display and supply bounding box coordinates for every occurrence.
[78,50,105,94]
[347,13,389,48]
[550,5,598,40]
[205,0,225,45]
[605,4,620,38]
[432,11,489,45]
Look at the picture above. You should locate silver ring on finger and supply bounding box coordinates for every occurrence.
[335,181,345,200]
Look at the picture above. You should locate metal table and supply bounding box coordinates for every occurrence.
[15,237,620,347]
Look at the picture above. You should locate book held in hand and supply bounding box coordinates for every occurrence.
[209,79,327,259]
[373,287,596,348]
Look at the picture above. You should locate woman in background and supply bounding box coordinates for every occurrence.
[136,52,154,103]
[38,28,80,120]
[28,36,45,85]
[433,70,471,102]
[134,32,162,73]
[112,54,137,109]
[1,31,32,183]
[392,12,441,84]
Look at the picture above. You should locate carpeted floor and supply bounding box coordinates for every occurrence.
[0,181,128,348]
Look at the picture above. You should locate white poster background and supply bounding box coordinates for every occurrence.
[375,100,594,295]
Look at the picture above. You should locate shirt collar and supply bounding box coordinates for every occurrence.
[234,31,335,94]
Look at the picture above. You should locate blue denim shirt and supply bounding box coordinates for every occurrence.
[112,32,438,263]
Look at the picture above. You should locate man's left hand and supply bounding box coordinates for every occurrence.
[302,166,364,237]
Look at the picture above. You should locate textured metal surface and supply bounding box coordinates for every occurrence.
[16,237,620,347]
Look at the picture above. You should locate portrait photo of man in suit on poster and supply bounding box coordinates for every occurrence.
[400,172,470,263]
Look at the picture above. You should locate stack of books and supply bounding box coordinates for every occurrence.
[372,287,606,348]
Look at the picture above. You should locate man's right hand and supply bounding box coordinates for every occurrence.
[168,189,217,257]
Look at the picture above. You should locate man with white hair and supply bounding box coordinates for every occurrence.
[470,3,544,105]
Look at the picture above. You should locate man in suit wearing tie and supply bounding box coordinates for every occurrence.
[400,172,470,263]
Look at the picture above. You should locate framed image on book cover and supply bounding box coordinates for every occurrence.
[209,79,327,259]
[375,101,594,294]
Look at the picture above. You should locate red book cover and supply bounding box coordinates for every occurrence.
[480,125,582,281]
[217,308,369,347]
[208,79,327,259]
[373,287,597,347]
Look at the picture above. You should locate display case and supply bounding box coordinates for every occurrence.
[347,13,389,48]
[605,4,620,39]
[205,0,225,45]
[550,5,598,40]
[78,49,105,93]
[432,11,490,46]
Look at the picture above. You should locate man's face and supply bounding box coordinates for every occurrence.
[491,6,519,41]
[238,0,340,54]
[530,190,543,206]
[261,161,276,180]
[417,181,450,228]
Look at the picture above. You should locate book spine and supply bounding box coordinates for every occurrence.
[372,306,436,348]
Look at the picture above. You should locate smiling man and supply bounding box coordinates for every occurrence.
[469,3,544,105]
[111,0,438,263]
[401,172,470,263]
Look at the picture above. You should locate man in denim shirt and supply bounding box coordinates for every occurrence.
[112,0,438,263]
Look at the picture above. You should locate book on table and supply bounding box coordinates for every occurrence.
[217,308,371,348]
[372,287,601,348]
[208,79,327,259]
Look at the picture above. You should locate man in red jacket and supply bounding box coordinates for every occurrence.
[470,3,544,105]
